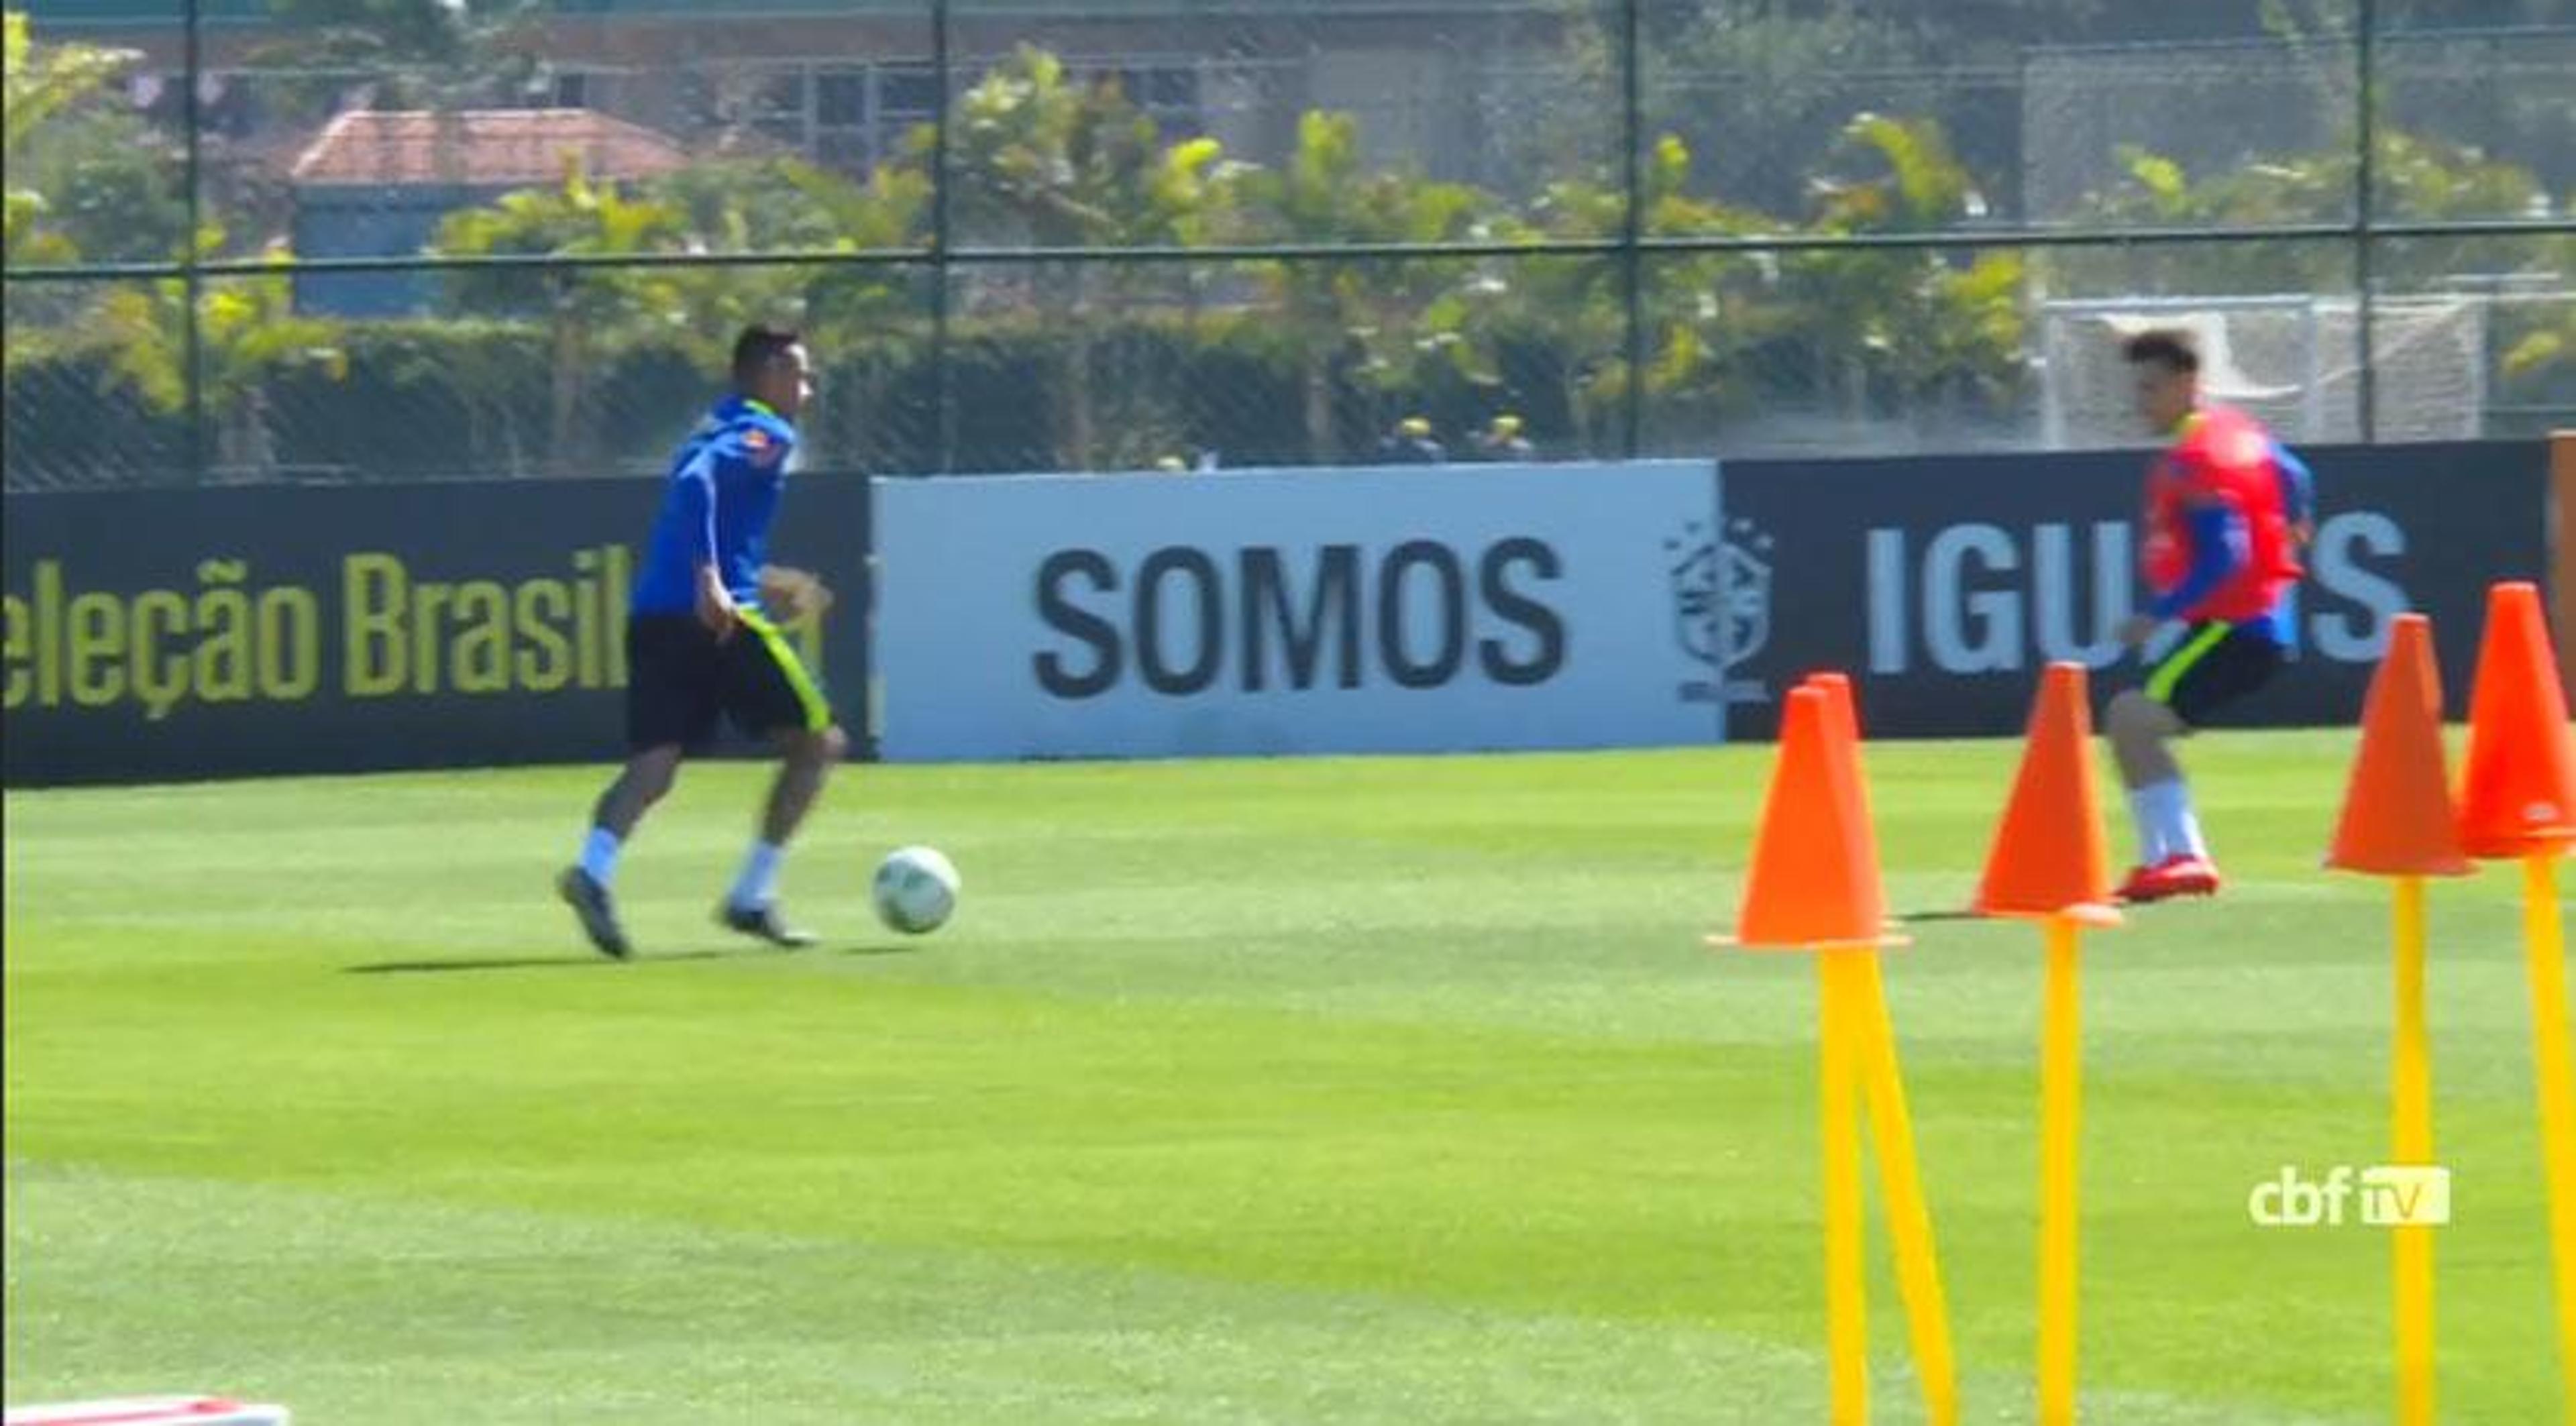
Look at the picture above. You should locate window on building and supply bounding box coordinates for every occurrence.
[1078,63,1203,135]
[729,58,1210,175]
[751,70,806,149]
[877,66,940,163]
[815,70,867,129]
[812,68,871,174]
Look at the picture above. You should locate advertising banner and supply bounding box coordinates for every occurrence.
[4,476,871,785]
[871,462,1739,761]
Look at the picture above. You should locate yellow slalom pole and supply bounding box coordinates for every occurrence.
[2520,853,2576,1415]
[1821,948,1870,1426]
[1855,953,1958,1426]
[2389,875,2436,1426]
[2037,916,2084,1426]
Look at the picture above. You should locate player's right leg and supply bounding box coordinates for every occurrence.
[561,616,721,958]
[2107,687,2214,902]
[560,743,682,959]
[2108,620,2281,903]
[2108,622,2225,902]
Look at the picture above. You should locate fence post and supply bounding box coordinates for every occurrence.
[932,0,956,475]
[2356,0,2379,443]
[1621,0,1644,460]
[182,0,206,482]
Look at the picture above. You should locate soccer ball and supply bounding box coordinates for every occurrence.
[872,845,959,935]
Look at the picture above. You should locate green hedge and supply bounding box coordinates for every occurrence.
[17,290,2569,486]
[1,343,192,488]
[9,307,1775,484]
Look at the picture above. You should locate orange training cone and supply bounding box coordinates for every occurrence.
[1807,671,1863,748]
[1729,685,1886,948]
[1976,662,2121,926]
[2328,613,2475,878]
[1806,671,1910,938]
[1803,673,1882,857]
[2459,582,2576,860]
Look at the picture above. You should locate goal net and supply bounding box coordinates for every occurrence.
[2039,296,2487,447]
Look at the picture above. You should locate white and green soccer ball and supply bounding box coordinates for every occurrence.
[872,845,959,935]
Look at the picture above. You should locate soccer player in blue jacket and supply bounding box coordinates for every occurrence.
[559,325,847,958]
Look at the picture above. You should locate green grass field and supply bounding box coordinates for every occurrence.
[5,732,2568,1423]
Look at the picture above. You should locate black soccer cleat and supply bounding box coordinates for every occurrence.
[557,866,631,961]
[718,900,818,949]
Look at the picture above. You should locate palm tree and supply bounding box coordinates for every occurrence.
[1791,112,2024,427]
[1491,131,1780,455]
[433,157,689,475]
[1232,110,1495,461]
[771,158,933,472]
[96,225,346,480]
[932,46,1236,469]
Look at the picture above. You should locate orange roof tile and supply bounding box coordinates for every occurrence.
[290,107,690,187]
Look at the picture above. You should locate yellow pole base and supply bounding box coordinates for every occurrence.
[2390,875,2437,1426]
[1821,949,1870,1425]
[2518,854,2576,1420]
[1855,952,1958,1426]
[2037,917,2084,1426]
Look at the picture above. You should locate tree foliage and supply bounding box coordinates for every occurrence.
[95,225,346,478]
[10,20,2563,482]
[3,11,148,264]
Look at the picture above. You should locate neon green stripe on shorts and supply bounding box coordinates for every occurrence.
[739,610,831,732]
[2146,622,2233,706]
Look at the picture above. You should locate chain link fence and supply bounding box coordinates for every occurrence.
[5,0,2571,488]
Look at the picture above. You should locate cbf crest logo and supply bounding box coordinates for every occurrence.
[1667,517,1772,708]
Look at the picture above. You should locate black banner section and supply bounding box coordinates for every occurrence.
[4,476,871,785]
[1719,441,2548,740]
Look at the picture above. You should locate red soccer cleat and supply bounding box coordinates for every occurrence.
[2118,854,2222,904]
[2115,862,2159,902]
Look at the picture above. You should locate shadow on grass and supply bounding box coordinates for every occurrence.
[1894,907,1986,924]
[345,950,736,974]
[348,941,930,973]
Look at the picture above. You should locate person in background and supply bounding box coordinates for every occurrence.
[1471,413,1536,461]
[1379,415,1446,465]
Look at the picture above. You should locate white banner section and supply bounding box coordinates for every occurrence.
[873,461,1731,762]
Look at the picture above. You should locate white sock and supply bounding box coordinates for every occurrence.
[2167,787,2210,862]
[729,840,786,910]
[2140,780,2209,863]
[581,827,621,887]
[2127,787,2170,865]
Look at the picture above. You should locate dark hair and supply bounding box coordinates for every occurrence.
[731,325,804,386]
[2122,328,2200,375]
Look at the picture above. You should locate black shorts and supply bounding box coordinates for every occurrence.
[625,612,832,751]
[2143,620,2284,727]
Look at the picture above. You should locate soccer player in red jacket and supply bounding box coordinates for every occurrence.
[2106,329,2315,903]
